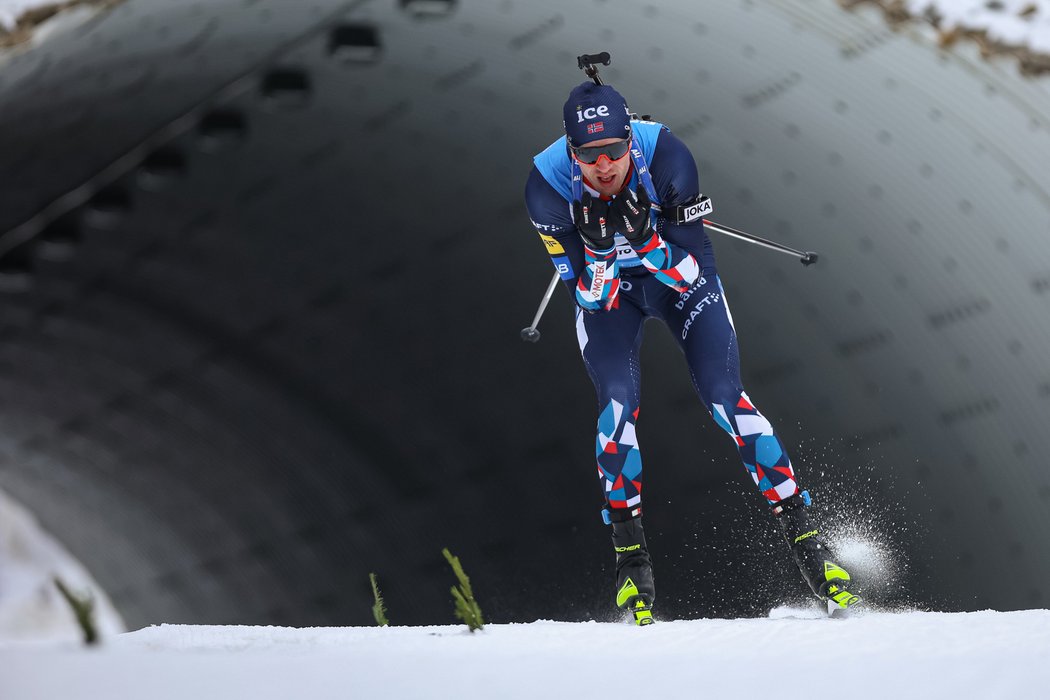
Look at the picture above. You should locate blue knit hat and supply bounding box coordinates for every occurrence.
[562,82,632,148]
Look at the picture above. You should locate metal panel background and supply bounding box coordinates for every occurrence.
[1,0,1047,626]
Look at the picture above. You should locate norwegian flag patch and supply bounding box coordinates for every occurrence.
[586,121,604,134]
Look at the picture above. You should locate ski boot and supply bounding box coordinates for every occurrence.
[773,492,861,615]
[605,508,655,626]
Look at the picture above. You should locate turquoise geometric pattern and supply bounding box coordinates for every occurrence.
[711,391,798,504]
[594,399,643,509]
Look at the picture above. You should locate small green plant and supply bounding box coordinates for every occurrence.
[54,576,99,645]
[442,547,485,632]
[369,572,389,626]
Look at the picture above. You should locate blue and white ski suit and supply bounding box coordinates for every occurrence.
[524,121,800,516]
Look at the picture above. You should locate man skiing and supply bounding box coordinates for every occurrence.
[524,79,860,624]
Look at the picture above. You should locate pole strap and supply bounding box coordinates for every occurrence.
[661,194,714,225]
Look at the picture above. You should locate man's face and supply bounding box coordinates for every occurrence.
[573,137,631,197]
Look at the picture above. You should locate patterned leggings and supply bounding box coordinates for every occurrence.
[576,270,799,513]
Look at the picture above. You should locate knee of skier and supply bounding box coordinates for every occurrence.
[701,380,747,418]
[595,392,640,427]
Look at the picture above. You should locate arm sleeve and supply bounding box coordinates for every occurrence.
[648,128,716,275]
[524,166,583,295]
[524,166,620,312]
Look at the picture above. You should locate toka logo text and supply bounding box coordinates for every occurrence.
[682,197,713,223]
[577,105,610,122]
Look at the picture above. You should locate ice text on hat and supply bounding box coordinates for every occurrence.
[576,105,610,122]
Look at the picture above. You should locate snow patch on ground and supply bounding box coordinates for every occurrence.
[911,0,1050,51]
[1,611,1048,699]
[852,0,1050,72]
[0,488,125,642]
[0,0,120,54]
[0,1,50,30]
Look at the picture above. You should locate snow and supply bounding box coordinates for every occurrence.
[914,1,1050,50]
[0,0,111,55]
[0,489,125,643]
[0,0,50,31]
[1,610,1048,699]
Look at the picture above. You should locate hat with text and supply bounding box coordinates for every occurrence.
[562,82,632,148]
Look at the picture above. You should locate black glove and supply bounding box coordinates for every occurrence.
[610,187,652,243]
[573,192,616,250]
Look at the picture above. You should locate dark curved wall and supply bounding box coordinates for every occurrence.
[1,0,1048,627]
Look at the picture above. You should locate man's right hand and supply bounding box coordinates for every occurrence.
[573,192,616,250]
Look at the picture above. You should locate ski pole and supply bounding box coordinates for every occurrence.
[520,271,561,343]
[703,219,819,266]
[520,217,818,343]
